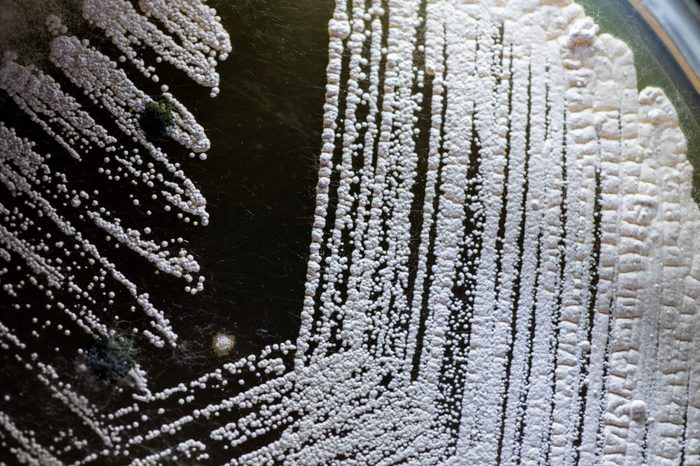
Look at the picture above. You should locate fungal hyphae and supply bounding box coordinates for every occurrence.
[85,335,136,383]
[211,332,236,358]
[1,0,699,465]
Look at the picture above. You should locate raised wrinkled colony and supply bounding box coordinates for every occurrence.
[0,0,699,465]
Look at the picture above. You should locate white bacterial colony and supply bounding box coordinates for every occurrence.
[82,0,228,95]
[2,0,700,465]
[0,0,231,460]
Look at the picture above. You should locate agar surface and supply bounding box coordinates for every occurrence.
[1,0,699,465]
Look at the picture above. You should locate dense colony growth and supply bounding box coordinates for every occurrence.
[1,0,700,465]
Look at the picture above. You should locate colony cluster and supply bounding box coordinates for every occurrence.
[0,0,237,462]
[228,0,699,464]
[2,0,700,464]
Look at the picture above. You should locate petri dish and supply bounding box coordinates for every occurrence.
[0,0,699,464]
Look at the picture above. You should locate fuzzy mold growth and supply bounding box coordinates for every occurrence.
[140,99,176,139]
[211,331,236,358]
[86,335,136,383]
